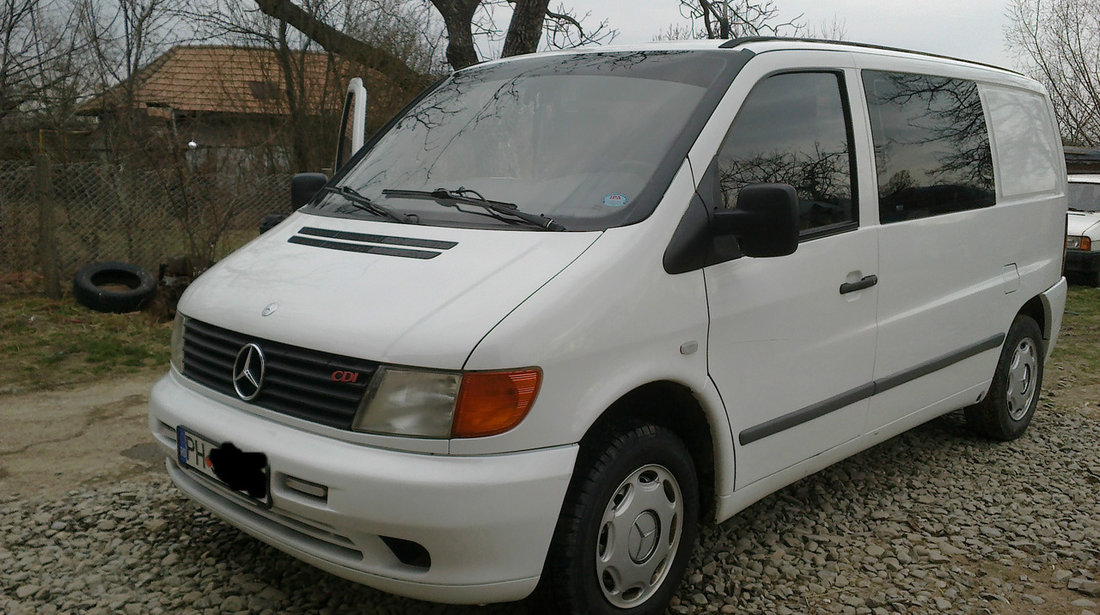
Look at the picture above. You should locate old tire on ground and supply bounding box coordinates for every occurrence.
[538,423,699,615]
[965,315,1044,441]
[72,261,156,313]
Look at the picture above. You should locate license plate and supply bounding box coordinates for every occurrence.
[176,426,270,505]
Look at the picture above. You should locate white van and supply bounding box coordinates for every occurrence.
[1066,174,1100,285]
[149,38,1068,614]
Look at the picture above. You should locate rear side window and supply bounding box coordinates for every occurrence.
[983,85,1061,198]
[716,72,857,237]
[863,71,995,223]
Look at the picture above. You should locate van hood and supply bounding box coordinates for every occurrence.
[179,213,601,368]
[1067,211,1100,238]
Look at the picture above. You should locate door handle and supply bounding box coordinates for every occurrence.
[839,274,878,294]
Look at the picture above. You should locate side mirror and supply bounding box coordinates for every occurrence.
[713,183,799,257]
[291,172,328,209]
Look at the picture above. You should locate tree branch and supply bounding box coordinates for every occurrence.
[253,0,426,87]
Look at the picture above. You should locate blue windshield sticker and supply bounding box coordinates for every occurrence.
[602,193,629,207]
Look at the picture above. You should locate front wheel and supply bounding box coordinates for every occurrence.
[538,423,699,615]
[965,315,1044,440]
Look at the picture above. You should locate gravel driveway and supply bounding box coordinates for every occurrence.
[2,386,1098,614]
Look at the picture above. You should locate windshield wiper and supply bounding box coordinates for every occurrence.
[382,187,566,231]
[322,185,404,223]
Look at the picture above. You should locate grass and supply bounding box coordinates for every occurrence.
[1046,283,1100,401]
[0,282,1096,396]
[0,293,171,393]
[1050,283,1100,368]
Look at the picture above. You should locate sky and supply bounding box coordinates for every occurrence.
[583,0,1019,72]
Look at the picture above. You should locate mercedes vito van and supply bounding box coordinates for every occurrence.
[149,38,1068,615]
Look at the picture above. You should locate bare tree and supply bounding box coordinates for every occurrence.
[77,0,185,155]
[341,0,447,75]
[254,0,615,72]
[253,0,437,83]
[1,0,45,118]
[806,15,847,40]
[75,0,188,260]
[676,0,803,39]
[1006,0,1100,145]
[183,0,442,172]
[0,0,91,125]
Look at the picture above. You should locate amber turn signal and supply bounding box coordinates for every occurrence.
[451,369,542,438]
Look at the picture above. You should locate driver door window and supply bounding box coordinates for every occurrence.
[716,71,857,239]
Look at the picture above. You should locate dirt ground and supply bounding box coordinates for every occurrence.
[0,369,166,500]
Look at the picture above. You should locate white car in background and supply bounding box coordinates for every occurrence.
[1067,174,1100,286]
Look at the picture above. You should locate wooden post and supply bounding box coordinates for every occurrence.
[36,153,60,299]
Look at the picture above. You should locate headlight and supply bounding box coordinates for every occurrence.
[1066,235,1092,250]
[170,313,187,372]
[353,368,462,438]
[352,367,541,438]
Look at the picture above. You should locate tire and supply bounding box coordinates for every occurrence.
[965,315,1044,441]
[72,261,156,314]
[538,423,699,615]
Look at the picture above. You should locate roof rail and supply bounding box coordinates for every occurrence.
[719,36,1022,76]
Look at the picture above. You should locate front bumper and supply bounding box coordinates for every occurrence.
[148,372,577,604]
[1065,249,1100,274]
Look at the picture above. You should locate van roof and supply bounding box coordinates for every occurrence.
[723,37,1022,75]
[483,37,1021,78]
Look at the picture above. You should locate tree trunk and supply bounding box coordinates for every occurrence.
[430,0,480,70]
[274,21,311,172]
[502,0,550,57]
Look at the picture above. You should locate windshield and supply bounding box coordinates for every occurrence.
[1068,181,1100,213]
[307,50,746,230]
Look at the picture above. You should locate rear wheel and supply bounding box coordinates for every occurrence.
[965,315,1044,440]
[539,423,699,615]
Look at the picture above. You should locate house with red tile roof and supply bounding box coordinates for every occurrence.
[79,45,397,172]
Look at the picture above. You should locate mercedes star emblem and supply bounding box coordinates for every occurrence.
[629,511,660,564]
[232,343,266,401]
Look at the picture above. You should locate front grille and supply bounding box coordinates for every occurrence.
[182,319,377,429]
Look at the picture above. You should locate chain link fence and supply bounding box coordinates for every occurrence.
[0,157,292,295]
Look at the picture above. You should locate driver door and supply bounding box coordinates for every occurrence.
[703,54,879,488]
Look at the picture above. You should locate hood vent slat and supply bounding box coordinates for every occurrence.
[288,226,457,260]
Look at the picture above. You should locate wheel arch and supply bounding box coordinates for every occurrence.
[576,380,727,522]
[1019,293,1048,342]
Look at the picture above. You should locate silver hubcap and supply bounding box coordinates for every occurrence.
[1006,338,1038,421]
[596,464,683,608]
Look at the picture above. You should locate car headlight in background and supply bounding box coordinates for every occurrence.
[353,366,542,438]
[1066,235,1092,250]
[170,313,187,372]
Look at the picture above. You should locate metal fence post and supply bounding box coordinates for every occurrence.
[36,153,60,299]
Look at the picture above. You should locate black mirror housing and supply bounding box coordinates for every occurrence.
[712,183,799,258]
[291,173,328,209]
